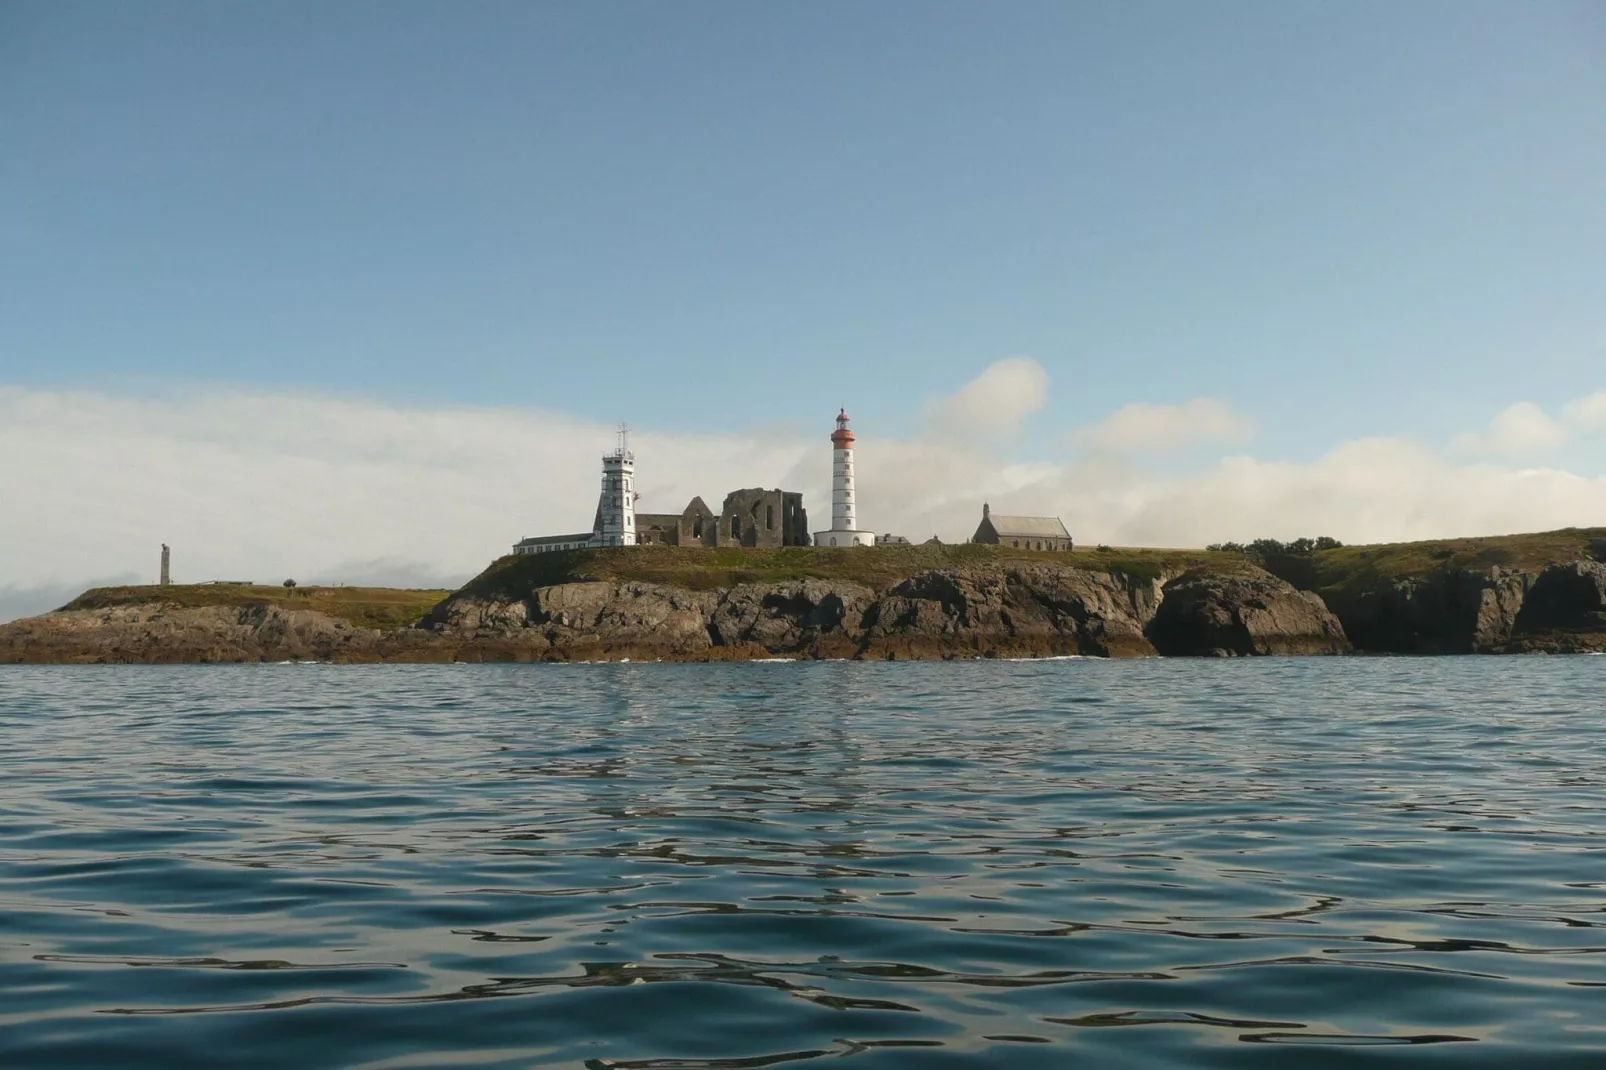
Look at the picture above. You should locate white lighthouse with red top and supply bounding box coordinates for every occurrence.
[813,409,875,548]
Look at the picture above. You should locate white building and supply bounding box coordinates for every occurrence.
[812,409,875,548]
[512,532,593,555]
[592,426,636,547]
[511,426,639,555]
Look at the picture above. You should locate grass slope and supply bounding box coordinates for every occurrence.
[55,529,1604,633]
[1256,527,1606,598]
[453,543,1229,603]
[63,584,452,630]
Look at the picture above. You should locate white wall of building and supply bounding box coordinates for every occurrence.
[592,451,636,547]
[815,530,875,547]
[814,413,874,548]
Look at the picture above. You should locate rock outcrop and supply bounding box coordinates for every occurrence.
[1314,563,1606,655]
[6,544,1604,663]
[419,562,1333,662]
[1314,568,1529,655]
[861,565,1162,658]
[1508,560,1606,653]
[708,580,875,657]
[0,603,395,664]
[1146,569,1350,656]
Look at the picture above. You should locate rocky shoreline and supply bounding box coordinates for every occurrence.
[4,538,1603,663]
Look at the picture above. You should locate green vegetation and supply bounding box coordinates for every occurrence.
[56,529,1605,633]
[454,543,1230,603]
[1208,536,1343,554]
[1254,527,1606,599]
[63,584,452,630]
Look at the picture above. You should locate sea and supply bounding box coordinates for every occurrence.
[1,658,1603,1069]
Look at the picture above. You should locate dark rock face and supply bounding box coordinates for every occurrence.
[426,564,1332,661]
[8,554,1603,663]
[1146,570,1350,657]
[1322,568,1533,654]
[1515,562,1606,631]
[1509,561,1606,652]
[428,566,1165,660]
[864,566,1161,658]
[709,580,875,655]
[427,581,719,660]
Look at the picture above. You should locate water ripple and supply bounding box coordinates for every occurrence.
[2,658,1605,1067]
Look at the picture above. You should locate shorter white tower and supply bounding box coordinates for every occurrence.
[812,409,875,548]
[590,425,637,548]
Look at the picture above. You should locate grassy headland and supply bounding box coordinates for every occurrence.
[62,584,452,630]
[453,542,1229,604]
[53,528,1604,634]
[1249,527,1606,600]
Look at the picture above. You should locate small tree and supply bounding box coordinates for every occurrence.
[1247,538,1287,557]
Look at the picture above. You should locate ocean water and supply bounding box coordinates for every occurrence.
[1,660,1604,1069]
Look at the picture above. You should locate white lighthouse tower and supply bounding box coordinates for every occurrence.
[590,424,637,547]
[812,409,875,548]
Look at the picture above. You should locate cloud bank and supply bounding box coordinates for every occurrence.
[1073,398,1257,454]
[1454,392,1606,457]
[925,357,1048,437]
[2,368,1604,622]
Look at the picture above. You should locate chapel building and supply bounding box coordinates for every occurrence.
[971,503,1073,551]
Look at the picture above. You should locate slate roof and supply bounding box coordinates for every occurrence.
[514,532,593,547]
[987,515,1071,539]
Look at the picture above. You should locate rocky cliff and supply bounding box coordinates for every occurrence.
[1146,569,1350,657]
[1257,530,1606,654]
[0,560,1347,663]
[407,561,1353,662]
[0,602,386,664]
[5,530,1602,663]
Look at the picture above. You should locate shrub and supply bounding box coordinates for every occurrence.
[1209,537,1342,556]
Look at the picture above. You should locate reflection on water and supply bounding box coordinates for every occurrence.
[1,659,1604,1068]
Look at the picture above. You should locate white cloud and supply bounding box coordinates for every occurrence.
[2,375,1604,622]
[1562,391,1606,433]
[1071,398,1256,454]
[1453,390,1606,456]
[1452,401,1568,456]
[1075,440,1606,547]
[925,357,1048,438]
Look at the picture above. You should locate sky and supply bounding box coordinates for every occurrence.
[2,1,1604,621]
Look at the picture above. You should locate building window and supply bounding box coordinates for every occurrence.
[731,516,741,539]
[830,537,837,546]
[693,518,702,539]
[1012,540,1019,548]
[766,504,774,529]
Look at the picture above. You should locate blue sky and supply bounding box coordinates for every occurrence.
[2,2,1605,617]
[5,1,1603,456]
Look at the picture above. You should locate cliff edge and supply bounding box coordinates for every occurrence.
[1253,529,1606,654]
[0,547,1345,663]
[3,530,1601,663]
